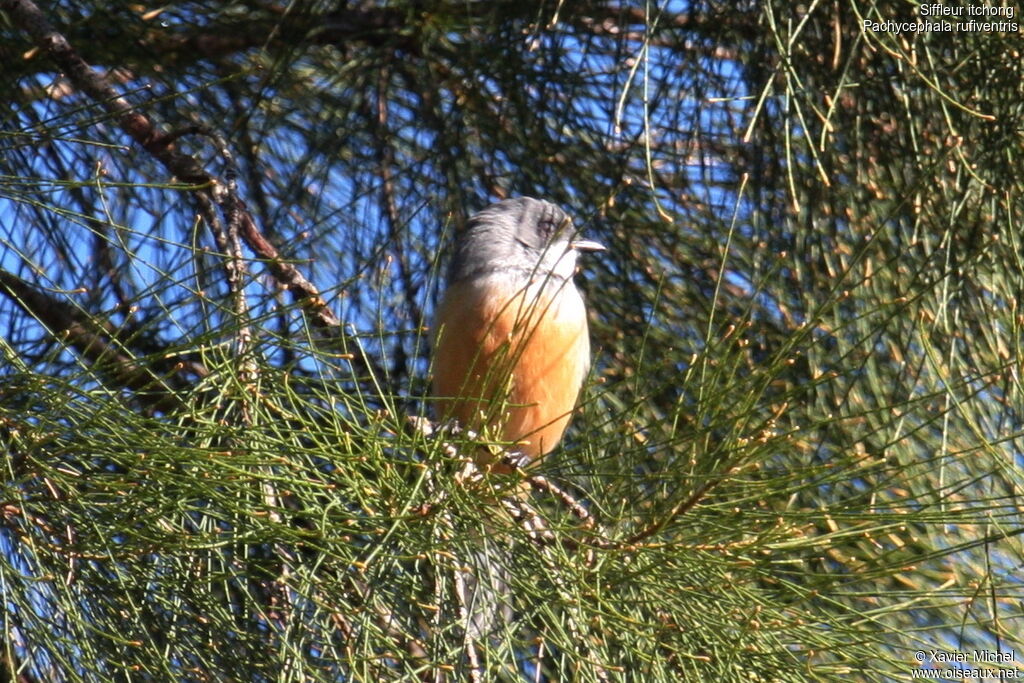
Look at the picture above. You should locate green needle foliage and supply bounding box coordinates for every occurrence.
[1,1,1023,680]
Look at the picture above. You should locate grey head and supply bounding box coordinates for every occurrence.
[447,197,604,285]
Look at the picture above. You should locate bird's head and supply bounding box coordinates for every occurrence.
[448,197,604,284]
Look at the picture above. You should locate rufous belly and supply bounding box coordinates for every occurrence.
[433,273,590,461]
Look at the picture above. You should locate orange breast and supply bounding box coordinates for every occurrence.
[432,274,590,462]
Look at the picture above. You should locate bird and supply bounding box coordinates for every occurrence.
[432,197,604,469]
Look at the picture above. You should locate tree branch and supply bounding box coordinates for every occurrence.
[1,0,342,333]
[0,270,193,413]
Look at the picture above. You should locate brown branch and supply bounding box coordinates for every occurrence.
[2,4,419,83]
[0,270,190,413]
[1,4,725,81]
[1,0,342,333]
[623,480,718,547]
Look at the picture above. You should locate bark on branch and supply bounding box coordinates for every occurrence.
[0,270,194,413]
[1,0,342,333]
